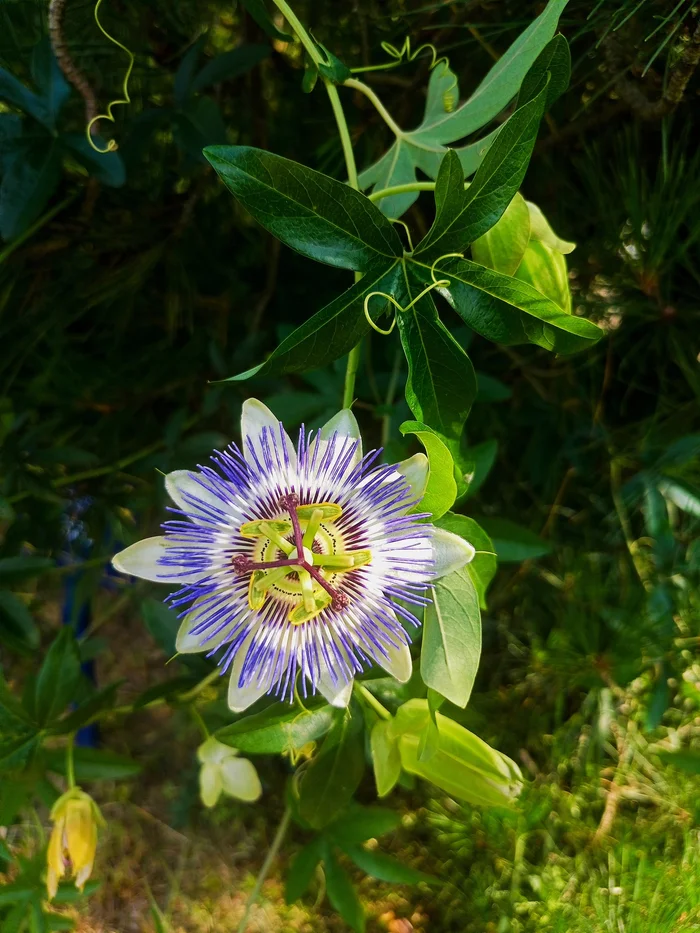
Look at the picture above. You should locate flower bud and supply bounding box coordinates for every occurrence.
[196,736,262,808]
[46,788,104,900]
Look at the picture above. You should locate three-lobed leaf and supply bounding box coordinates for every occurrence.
[204,145,403,271]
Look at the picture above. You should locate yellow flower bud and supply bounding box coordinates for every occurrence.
[46,788,104,900]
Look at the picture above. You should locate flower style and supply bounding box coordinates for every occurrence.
[197,736,262,808]
[112,400,474,712]
[46,787,104,899]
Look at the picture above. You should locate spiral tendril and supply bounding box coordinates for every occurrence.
[86,0,134,154]
[352,37,458,112]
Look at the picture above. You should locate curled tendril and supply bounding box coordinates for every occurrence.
[352,37,458,110]
[363,252,464,337]
[86,0,134,153]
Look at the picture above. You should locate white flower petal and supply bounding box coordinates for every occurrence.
[315,668,353,708]
[112,537,205,584]
[309,408,362,470]
[220,757,263,802]
[428,528,476,579]
[176,601,244,654]
[227,633,272,713]
[377,638,413,684]
[197,736,238,765]
[199,762,222,808]
[395,453,429,502]
[165,469,228,515]
[241,398,297,471]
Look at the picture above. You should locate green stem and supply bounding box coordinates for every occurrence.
[270,0,321,67]
[369,182,437,203]
[190,706,209,739]
[66,734,76,788]
[325,82,359,189]
[0,195,76,265]
[237,807,292,933]
[354,682,391,720]
[343,77,404,137]
[343,344,362,409]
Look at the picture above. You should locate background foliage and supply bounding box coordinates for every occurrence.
[1,0,700,930]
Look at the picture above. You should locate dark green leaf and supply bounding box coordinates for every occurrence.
[31,39,70,123]
[436,513,496,609]
[45,747,141,781]
[132,676,198,709]
[324,849,365,933]
[228,260,401,380]
[174,98,227,158]
[217,702,335,754]
[239,0,292,41]
[0,68,50,126]
[174,36,207,107]
[656,749,700,774]
[435,255,603,354]
[191,45,270,93]
[0,881,34,906]
[475,373,512,403]
[342,846,433,885]
[0,556,55,582]
[285,838,324,903]
[0,733,39,773]
[396,274,476,441]
[34,628,82,726]
[477,517,551,562]
[48,682,121,735]
[517,34,571,108]
[399,421,456,519]
[415,84,548,259]
[204,145,403,271]
[460,438,498,498]
[0,591,39,652]
[298,711,365,829]
[421,566,481,708]
[62,135,126,187]
[0,140,62,241]
[325,805,400,846]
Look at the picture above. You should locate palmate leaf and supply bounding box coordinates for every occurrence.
[358,0,569,218]
[204,145,403,271]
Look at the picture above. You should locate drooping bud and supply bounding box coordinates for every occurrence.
[46,787,104,900]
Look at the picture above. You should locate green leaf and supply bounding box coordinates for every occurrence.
[415,83,548,260]
[174,36,207,106]
[475,373,512,402]
[0,556,55,581]
[417,716,440,763]
[62,135,126,187]
[285,838,324,903]
[47,683,121,735]
[514,240,571,312]
[342,846,433,885]
[358,1,569,218]
[471,192,531,276]
[45,747,141,781]
[396,273,476,441]
[421,566,481,708]
[0,139,62,241]
[436,513,496,609]
[325,805,400,846]
[0,68,50,126]
[395,700,523,807]
[316,44,352,85]
[191,45,270,93]
[370,719,402,798]
[239,0,292,41]
[0,591,39,653]
[173,97,227,157]
[0,733,39,773]
[216,702,335,754]
[298,711,365,829]
[517,33,571,108]
[31,39,70,124]
[324,849,365,933]
[657,476,700,517]
[34,628,82,726]
[477,517,551,562]
[204,145,403,271]
[435,256,602,354]
[656,749,700,774]
[399,421,456,519]
[228,260,401,380]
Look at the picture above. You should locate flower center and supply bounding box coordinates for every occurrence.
[232,493,371,625]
